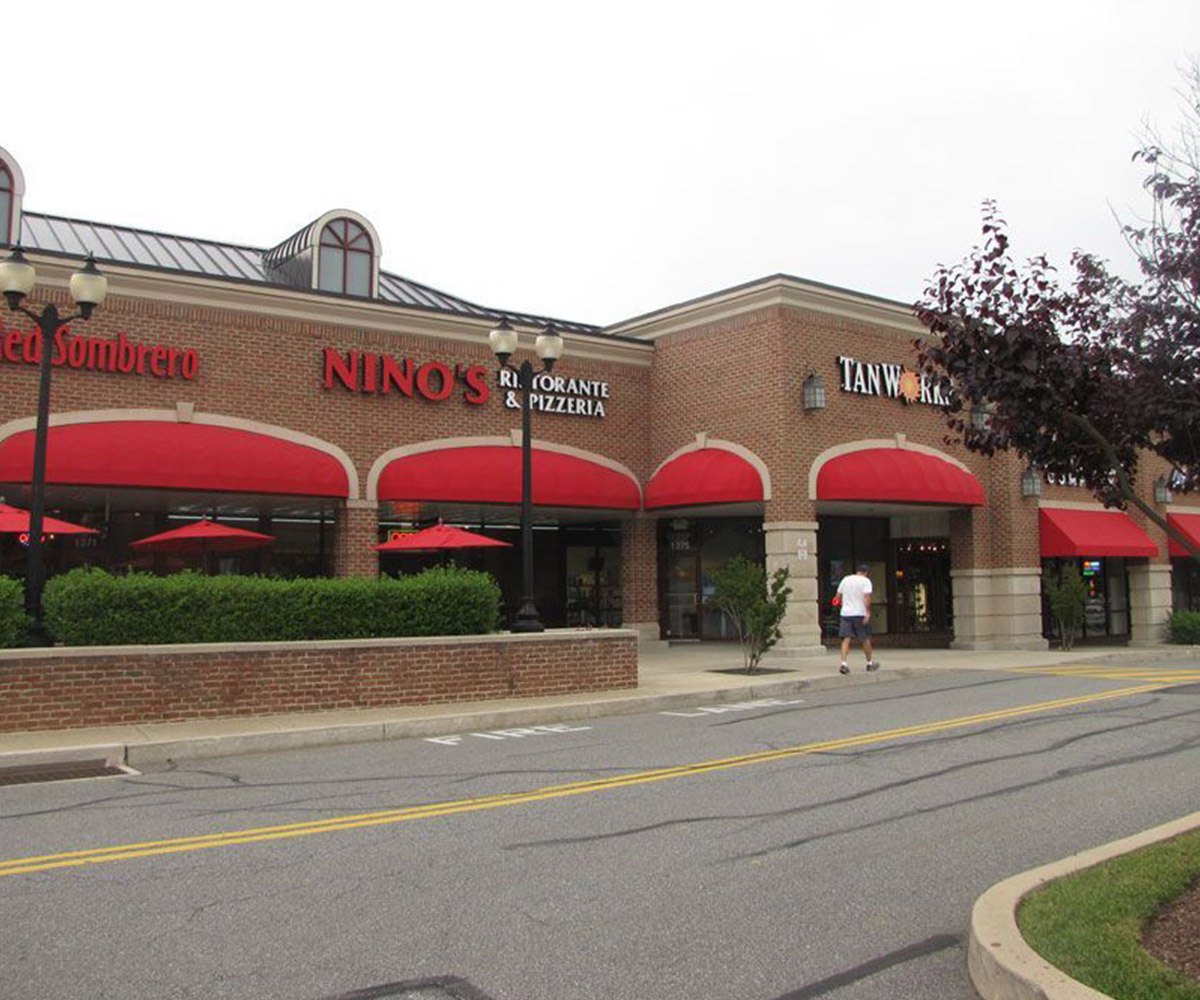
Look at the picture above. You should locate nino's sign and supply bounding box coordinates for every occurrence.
[837,356,951,407]
[321,347,610,419]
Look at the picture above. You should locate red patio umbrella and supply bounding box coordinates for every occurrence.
[131,518,276,557]
[0,502,98,536]
[373,522,510,553]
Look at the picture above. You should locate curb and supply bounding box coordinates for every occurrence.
[0,666,927,768]
[968,810,1200,1000]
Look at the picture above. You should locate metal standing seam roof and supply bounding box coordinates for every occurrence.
[17,212,601,335]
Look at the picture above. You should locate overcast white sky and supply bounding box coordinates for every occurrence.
[6,1,1199,326]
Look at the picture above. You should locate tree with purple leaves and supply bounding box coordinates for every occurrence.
[914,63,1200,563]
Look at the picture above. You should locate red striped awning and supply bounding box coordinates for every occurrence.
[1039,508,1159,558]
[816,448,985,506]
[376,446,641,510]
[1168,512,1200,558]
[645,448,764,509]
[0,422,350,497]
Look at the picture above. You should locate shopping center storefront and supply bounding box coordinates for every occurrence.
[1168,512,1200,612]
[1,143,1194,648]
[1036,507,1160,645]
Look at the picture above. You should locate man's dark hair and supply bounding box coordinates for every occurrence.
[856,563,871,574]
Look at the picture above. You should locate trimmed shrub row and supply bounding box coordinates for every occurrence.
[1167,610,1200,645]
[41,567,501,646]
[0,577,24,648]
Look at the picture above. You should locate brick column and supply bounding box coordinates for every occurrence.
[621,515,660,644]
[1129,563,1172,645]
[763,520,826,659]
[333,500,379,578]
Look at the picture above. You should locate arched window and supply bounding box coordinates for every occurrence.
[317,218,373,296]
[0,163,13,247]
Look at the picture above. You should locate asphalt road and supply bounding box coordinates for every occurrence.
[2,658,1200,1000]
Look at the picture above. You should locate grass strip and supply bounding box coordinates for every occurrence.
[1018,828,1200,999]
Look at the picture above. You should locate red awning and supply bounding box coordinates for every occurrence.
[1168,512,1200,558]
[1039,508,1159,558]
[0,422,350,497]
[376,446,641,510]
[645,449,764,509]
[816,448,985,506]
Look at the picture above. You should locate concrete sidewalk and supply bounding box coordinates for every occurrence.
[0,641,1189,768]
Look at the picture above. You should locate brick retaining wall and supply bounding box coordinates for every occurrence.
[0,630,638,733]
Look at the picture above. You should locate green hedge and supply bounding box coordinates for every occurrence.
[1167,610,1200,644]
[0,577,25,648]
[42,567,501,646]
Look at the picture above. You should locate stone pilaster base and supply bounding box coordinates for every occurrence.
[951,568,1048,650]
[1129,563,1173,646]
[625,621,668,648]
[762,520,827,660]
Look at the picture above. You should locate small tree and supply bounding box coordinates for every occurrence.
[707,556,792,673]
[1045,567,1088,651]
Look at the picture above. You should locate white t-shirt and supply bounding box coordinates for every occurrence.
[837,573,873,617]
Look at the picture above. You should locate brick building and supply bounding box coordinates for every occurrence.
[1,145,1196,652]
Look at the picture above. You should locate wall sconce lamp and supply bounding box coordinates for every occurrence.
[802,373,826,411]
[1021,465,1043,497]
[1154,476,1174,505]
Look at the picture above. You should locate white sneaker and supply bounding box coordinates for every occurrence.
[866,659,880,672]
[839,662,850,675]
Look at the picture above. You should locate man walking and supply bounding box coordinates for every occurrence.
[836,563,880,675]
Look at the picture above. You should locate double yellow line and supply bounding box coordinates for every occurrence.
[0,682,1164,878]
[1011,665,1200,683]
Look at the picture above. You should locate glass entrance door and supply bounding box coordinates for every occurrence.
[662,521,700,639]
[891,539,952,634]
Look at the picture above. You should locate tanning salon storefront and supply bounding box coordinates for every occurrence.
[1,144,1196,652]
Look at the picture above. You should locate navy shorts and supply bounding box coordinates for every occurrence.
[838,616,871,641]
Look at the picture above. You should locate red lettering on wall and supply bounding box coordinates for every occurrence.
[0,322,199,381]
[416,361,453,401]
[22,330,41,364]
[323,348,359,391]
[3,329,20,362]
[320,347,490,406]
[463,364,489,405]
[381,356,414,395]
[362,352,379,394]
[53,328,69,364]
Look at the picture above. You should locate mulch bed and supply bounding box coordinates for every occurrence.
[1143,878,1200,982]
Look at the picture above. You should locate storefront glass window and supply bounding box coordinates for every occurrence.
[658,518,763,640]
[1041,557,1131,643]
[381,521,621,631]
[1172,558,1200,612]
[0,500,335,583]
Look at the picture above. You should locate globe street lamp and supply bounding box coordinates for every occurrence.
[0,247,108,645]
[488,317,564,632]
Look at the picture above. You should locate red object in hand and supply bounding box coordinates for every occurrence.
[831,594,842,608]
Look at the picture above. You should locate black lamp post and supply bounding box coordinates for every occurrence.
[0,247,108,645]
[488,316,564,633]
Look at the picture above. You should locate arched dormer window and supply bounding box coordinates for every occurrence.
[0,161,14,248]
[0,163,11,247]
[318,218,373,296]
